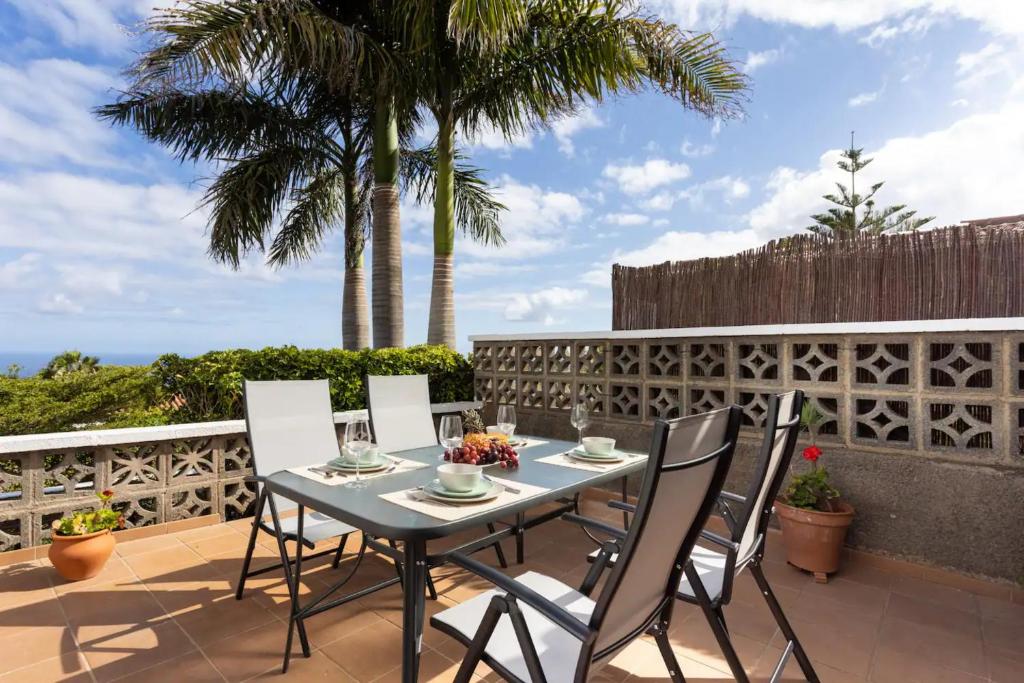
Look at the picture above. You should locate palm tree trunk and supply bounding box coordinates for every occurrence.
[371,96,404,348]
[342,261,369,350]
[342,148,370,350]
[428,113,456,348]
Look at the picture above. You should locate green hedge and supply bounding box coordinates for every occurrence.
[0,366,166,436]
[154,345,473,423]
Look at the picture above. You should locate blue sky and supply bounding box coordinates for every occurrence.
[1,1,1023,356]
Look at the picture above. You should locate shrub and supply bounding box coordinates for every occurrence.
[0,366,166,436]
[153,344,473,423]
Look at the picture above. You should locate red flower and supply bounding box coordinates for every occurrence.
[802,445,822,462]
[101,489,114,498]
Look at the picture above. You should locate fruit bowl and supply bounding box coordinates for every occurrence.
[444,433,520,469]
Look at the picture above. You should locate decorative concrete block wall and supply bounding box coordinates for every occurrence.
[471,320,1024,581]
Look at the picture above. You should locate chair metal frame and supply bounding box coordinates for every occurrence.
[432,406,742,683]
[234,380,423,673]
[599,391,820,683]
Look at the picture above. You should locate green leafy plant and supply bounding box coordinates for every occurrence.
[783,402,840,511]
[52,490,125,536]
[153,344,473,423]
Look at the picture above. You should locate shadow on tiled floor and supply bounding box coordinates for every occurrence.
[0,496,1020,682]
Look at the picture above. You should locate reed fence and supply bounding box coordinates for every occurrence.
[611,225,1024,330]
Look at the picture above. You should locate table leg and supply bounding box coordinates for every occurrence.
[401,539,427,683]
[515,512,525,564]
[620,476,630,529]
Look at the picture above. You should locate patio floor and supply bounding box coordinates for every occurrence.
[0,496,1020,683]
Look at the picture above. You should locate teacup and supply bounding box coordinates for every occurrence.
[342,443,380,465]
[437,463,482,493]
[582,436,615,456]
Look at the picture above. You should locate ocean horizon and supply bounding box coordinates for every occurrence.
[1,351,169,376]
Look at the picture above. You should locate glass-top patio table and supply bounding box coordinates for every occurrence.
[263,435,647,682]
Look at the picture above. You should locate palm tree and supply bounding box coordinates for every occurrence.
[397,0,747,347]
[40,351,100,379]
[98,0,503,349]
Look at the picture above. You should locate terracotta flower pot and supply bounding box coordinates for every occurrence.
[775,499,854,583]
[48,528,116,581]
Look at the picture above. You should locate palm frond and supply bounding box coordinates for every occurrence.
[268,169,346,266]
[401,146,506,246]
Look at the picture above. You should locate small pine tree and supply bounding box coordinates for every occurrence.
[808,132,933,237]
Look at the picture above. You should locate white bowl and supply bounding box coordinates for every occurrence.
[437,463,482,493]
[342,443,380,465]
[582,436,616,456]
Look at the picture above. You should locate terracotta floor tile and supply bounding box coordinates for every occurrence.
[59,581,169,634]
[189,533,251,560]
[798,577,889,621]
[876,617,986,678]
[246,650,356,681]
[885,592,981,638]
[988,645,1024,683]
[80,620,195,683]
[0,617,78,674]
[977,593,1024,626]
[116,649,225,682]
[146,564,235,616]
[670,615,768,676]
[201,620,293,683]
[122,544,206,580]
[172,523,245,545]
[115,534,184,558]
[758,559,812,592]
[48,556,135,595]
[319,618,405,681]
[750,646,865,683]
[768,611,877,678]
[982,617,1024,657]
[0,562,57,609]
[870,643,987,683]
[174,594,279,647]
[0,651,92,683]
[372,648,467,683]
[890,575,978,614]
[0,595,69,640]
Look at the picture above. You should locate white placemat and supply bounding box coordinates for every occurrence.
[287,456,429,486]
[378,475,549,521]
[536,451,647,473]
[514,438,547,449]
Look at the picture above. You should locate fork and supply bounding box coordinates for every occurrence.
[483,475,520,495]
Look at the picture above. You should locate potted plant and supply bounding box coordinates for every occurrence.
[48,489,125,581]
[775,403,855,583]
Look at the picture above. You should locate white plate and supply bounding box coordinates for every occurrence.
[568,447,625,463]
[422,479,503,504]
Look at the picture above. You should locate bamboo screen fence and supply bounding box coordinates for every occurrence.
[611,225,1024,330]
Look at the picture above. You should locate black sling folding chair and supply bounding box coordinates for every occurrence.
[430,406,741,682]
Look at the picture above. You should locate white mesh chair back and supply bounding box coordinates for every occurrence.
[734,390,803,566]
[244,380,341,513]
[588,407,740,657]
[366,374,438,453]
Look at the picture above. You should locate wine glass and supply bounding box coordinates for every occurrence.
[343,419,373,489]
[496,404,517,440]
[439,415,463,461]
[570,404,590,444]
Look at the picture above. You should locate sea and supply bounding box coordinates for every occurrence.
[0,352,165,376]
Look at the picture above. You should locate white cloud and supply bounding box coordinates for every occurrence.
[0,59,122,168]
[859,14,934,47]
[646,1,1024,37]
[459,176,585,260]
[550,108,603,157]
[604,213,650,226]
[747,101,1024,239]
[744,47,782,73]
[602,159,691,195]
[465,123,534,153]
[679,139,715,157]
[583,229,762,288]
[0,172,208,259]
[504,287,587,324]
[640,175,750,212]
[0,253,41,288]
[848,86,883,107]
[955,42,1018,90]
[37,292,83,315]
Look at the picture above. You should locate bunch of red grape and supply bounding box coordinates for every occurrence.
[444,440,520,469]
